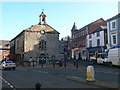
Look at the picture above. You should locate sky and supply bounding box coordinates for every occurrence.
[0,0,119,40]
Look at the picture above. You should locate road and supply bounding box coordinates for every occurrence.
[2,68,98,89]
[1,60,120,89]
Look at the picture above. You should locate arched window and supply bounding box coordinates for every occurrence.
[39,40,47,50]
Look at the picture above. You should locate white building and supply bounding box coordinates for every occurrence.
[86,26,108,57]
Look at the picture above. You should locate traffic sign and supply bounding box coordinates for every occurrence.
[74,46,79,51]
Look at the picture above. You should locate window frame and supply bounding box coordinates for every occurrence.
[111,34,117,45]
[89,34,92,39]
[89,40,92,47]
[97,39,100,46]
[39,40,47,50]
[96,32,100,37]
[110,20,117,30]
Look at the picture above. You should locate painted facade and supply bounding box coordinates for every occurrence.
[86,26,108,58]
[106,13,120,48]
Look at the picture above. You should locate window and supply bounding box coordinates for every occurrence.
[97,39,100,46]
[0,44,2,48]
[96,32,100,37]
[112,35,117,45]
[89,40,92,47]
[39,40,47,49]
[4,50,7,54]
[0,50,2,55]
[89,34,92,39]
[110,20,117,30]
[112,22,116,29]
[17,40,19,49]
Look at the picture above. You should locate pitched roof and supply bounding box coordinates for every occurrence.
[0,40,10,50]
[93,26,107,33]
[11,24,60,41]
[73,18,106,35]
[79,18,105,31]
[39,11,47,17]
[24,24,60,34]
[106,13,120,21]
[71,22,78,31]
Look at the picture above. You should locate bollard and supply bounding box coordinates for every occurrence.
[33,62,34,67]
[41,63,43,68]
[53,62,55,68]
[86,65,95,82]
[35,83,41,90]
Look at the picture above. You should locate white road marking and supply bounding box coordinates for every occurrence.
[95,70,120,74]
[0,76,16,90]
[32,70,48,74]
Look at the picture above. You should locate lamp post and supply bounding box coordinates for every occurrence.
[74,46,79,69]
[64,52,67,68]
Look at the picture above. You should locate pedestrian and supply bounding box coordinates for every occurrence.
[29,57,32,66]
[59,61,62,67]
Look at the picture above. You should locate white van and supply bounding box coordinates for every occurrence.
[97,53,111,65]
[108,47,120,66]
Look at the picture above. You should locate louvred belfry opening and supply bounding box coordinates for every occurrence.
[39,11,47,25]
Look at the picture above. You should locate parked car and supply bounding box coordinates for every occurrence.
[108,47,120,66]
[89,53,111,65]
[96,53,111,65]
[89,55,97,64]
[2,61,16,70]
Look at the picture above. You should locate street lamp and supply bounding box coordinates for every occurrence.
[74,46,79,69]
[64,52,67,68]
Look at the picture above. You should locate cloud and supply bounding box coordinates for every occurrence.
[61,26,67,31]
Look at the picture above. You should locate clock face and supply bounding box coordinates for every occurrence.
[40,30,45,34]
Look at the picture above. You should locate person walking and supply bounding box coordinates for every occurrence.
[29,57,32,66]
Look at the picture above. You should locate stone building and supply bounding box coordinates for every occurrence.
[10,12,60,65]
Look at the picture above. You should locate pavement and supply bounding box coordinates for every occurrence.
[16,61,119,89]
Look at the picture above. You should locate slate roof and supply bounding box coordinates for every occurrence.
[106,13,120,21]
[71,22,78,30]
[25,24,60,34]
[0,40,10,50]
[92,26,107,33]
[11,23,60,41]
[79,18,105,31]
[39,12,47,17]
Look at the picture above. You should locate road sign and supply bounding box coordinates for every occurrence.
[74,46,79,51]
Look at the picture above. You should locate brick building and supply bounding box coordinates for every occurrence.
[69,18,106,60]
[0,40,10,61]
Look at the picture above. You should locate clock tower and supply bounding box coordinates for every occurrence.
[39,11,47,25]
